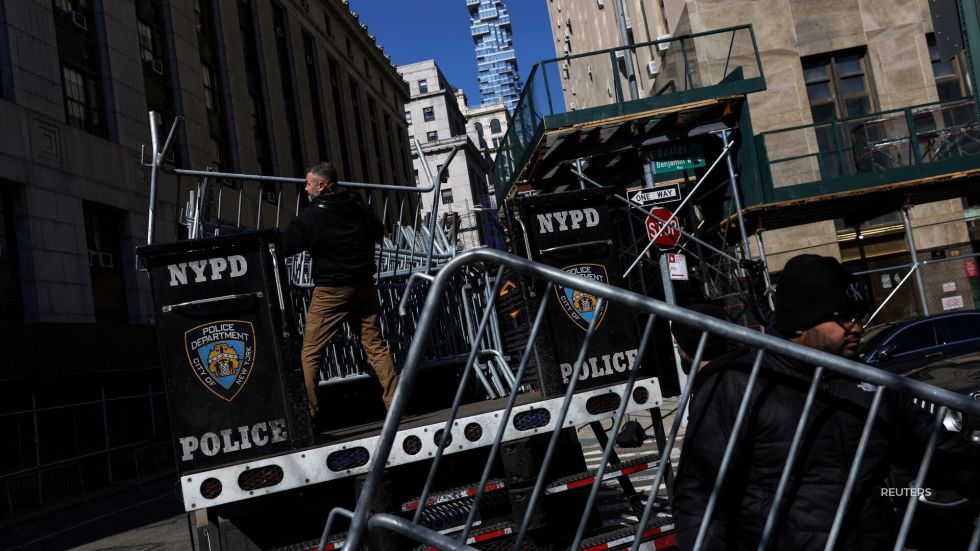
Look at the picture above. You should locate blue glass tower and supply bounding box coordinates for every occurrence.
[467,0,522,111]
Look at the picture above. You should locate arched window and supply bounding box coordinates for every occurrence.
[474,122,484,138]
[489,118,502,134]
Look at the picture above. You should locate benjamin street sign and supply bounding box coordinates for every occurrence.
[652,141,706,175]
[627,183,682,206]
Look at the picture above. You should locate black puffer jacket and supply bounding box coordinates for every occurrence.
[280,191,384,285]
[673,347,980,551]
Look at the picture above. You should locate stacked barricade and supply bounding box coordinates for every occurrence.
[325,248,980,551]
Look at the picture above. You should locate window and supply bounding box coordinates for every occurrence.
[83,201,127,323]
[418,79,428,94]
[927,34,968,101]
[423,106,435,122]
[436,164,448,183]
[414,169,419,184]
[441,188,454,204]
[62,65,88,129]
[492,137,501,148]
[802,49,875,123]
[474,121,484,138]
[937,314,980,343]
[405,110,412,124]
[323,14,332,37]
[889,321,937,355]
[489,118,502,134]
[345,37,352,58]
[137,21,156,63]
[426,130,438,142]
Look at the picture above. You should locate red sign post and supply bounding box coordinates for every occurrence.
[645,207,680,249]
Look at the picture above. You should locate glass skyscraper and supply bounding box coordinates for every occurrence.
[467,0,522,111]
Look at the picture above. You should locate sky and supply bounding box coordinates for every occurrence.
[347,0,555,106]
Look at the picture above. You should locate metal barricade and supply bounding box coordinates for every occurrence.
[328,248,980,551]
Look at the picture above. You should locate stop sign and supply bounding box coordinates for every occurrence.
[646,207,680,248]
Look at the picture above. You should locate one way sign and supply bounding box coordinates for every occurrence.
[627,184,681,207]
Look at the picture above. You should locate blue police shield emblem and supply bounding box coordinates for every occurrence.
[555,264,609,331]
[184,320,256,401]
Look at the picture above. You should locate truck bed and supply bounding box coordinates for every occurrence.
[178,377,662,511]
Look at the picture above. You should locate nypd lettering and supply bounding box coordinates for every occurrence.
[179,418,287,462]
[536,208,600,234]
[184,321,256,401]
[167,255,247,286]
[560,349,639,384]
[555,264,609,331]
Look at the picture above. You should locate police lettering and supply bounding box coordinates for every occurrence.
[536,208,600,233]
[179,418,287,461]
[560,349,639,383]
[167,255,248,286]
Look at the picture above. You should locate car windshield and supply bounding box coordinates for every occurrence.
[858,323,901,361]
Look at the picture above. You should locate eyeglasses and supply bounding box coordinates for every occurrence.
[830,312,868,330]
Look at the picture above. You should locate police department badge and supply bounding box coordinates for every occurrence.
[555,264,609,331]
[184,320,256,401]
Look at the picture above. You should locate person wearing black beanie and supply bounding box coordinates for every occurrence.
[772,254,870,358]
[673,254,980,551]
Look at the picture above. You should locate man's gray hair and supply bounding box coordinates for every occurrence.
[308,162,338,193]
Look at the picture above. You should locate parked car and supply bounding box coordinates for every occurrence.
[858,311,980,374]
[890,350,980,550]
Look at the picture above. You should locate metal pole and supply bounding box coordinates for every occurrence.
[613,0,639,101]
[146,112,162,245]
[32,394,42,506]
[660,254,688,395]
[901,207,930,316]
[716,128,752,260]
[101,386,113,484]
[574,158,586,189]
[754,230,776,311]
[642,148,656,188]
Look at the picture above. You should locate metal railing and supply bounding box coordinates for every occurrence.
[141,114,509,393]
[329,248,980,551]
[753,97,980,205]
[490,25,765,204]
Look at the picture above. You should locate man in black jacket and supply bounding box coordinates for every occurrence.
[673,254,979,550]
[281,162,397,421]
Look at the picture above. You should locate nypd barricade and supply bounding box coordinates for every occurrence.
[512,188,646,397]
[137,230,312,472]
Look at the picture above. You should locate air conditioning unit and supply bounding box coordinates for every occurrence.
[646,60,659,77]
[70,11,88,30]
[570,101,577,110]
[151,59,164,76]
[88,250,99,266]
[100,252,114,268]
[657,34,672,51]
[597,0,604,8]
[587,65,592,76]
[625,17,632,29]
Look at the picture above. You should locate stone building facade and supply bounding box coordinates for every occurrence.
[399,60,491,233]
[0,0,413,324]
[546,0,978,310]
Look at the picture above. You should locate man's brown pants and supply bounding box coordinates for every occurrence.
[301,282,398,417]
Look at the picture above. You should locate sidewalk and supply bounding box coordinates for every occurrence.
[1,477,190,551]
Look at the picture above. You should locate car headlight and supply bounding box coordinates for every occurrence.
[942,409,963,432]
